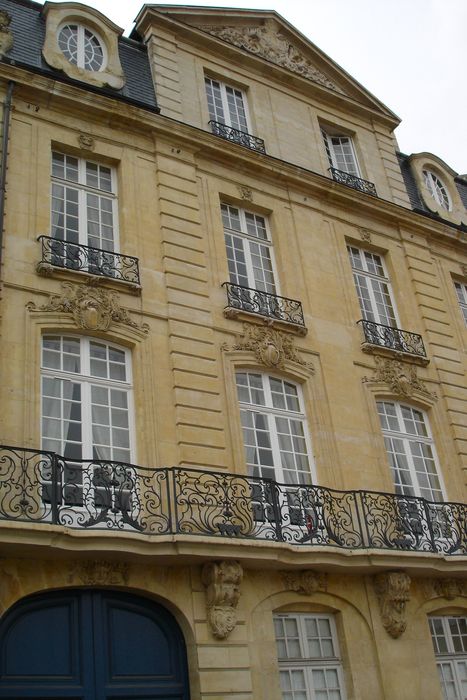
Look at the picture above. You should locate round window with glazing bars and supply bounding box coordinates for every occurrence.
[422,169,452,211]
[58,24,105,72]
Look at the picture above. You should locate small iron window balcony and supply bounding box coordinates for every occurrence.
[223,282,306,329]
[358,319,427,359]
[37,236,140,287]
[329,167,377,196]
[209,120,266,154]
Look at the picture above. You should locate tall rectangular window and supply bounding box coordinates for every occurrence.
[377,402,444,502]
[51,151,117,254]
[454,282,467,325]
[429,616,467,700]
[321,128,359,176]
[205,77,249,132]
[222,203,276,294]
[236,372,312,485]
[347,246,397,328]
[274,613,347,700]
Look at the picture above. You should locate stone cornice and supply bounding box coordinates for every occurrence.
[1,65,465,250]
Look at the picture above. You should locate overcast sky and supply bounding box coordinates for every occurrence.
[43,0,466,173]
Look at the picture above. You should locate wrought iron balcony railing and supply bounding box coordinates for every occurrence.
[223,282,306,328]
[329,167,377,196]
[37,236,140,286]
[358,319,427,358]
[0,446,465,555]
[209,120,266,154]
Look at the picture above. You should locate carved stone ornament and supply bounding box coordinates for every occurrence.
[68,560,129,586]
[461,264,467,277]
[374,571,411,639]
[238,185,253,202]
[199,21,345,94]
[359,228,372,243]
[362,356,437,400]
[281,570,327,595]
[0,11,13,56]
[223,323,314,372]
[78,133,95,151]
[424,578,467,601]
[202,561,243,639]
[27,281,148,333]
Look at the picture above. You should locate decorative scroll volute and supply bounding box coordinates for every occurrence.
[202,561,243,639]
[222,323,313,371]
[374,571,411,638]
[281,570,327,595]
[363,356,436,400]
[27,281,148,333]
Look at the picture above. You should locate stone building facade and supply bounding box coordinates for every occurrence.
[0,2,466,698]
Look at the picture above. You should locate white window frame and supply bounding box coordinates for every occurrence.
[41,335,135,462]
[376,401,446,503]
[58,23,107,72]
[347,245,399,328]
[423,170,452,211]
[429,616,467,700]
[222,202,279,294]
[205,77,251,133]
[454,282,467,326]
[40,335,136,519]
[274,613,347,700]
[51,151,119,254]
[321,128,360,177]
[236,372,314,485]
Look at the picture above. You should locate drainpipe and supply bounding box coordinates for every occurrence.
[0,80,15,277]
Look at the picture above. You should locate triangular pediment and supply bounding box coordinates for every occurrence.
[136,6,399,122]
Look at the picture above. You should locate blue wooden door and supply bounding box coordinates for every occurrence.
[0,589,191,700]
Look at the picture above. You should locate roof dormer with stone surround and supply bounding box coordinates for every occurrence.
[133,4,410,207]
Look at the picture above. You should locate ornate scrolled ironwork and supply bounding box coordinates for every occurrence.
[37,235,140,286]
[0,445,465,555]
[223,282,305,327]
[209,120,266,153]
[358,319,427,358]
[329,167,377,196]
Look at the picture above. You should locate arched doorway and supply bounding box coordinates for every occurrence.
[0,588,191,699]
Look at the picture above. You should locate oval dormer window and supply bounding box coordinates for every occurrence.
[422,169,452,211]
[58,24,105,72]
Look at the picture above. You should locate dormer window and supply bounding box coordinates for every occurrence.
[58,24,105,72]
[423,170,451,211]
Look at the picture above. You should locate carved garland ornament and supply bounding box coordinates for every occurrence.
[222,323,314,372]
[281,570,327,595]
[423,578,467,601]
[27,281,148,333]
[0,11,13,56]
[200,21,344,94]
[68,560,129,586]
[363,356,437,400]
[202,561,243,639]
[374,571,411,639]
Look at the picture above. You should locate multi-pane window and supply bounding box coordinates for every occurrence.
[41,336,133,464]
[376,402,444,502]
[347,246,397,328]
[321,129,359,176]
[51,151,117,257]
[429,616,467,700]
[222,203,276,293]
[58,24,105,71]
[423,170,451,211]
[236,372,312,485]
[205,77,249,132]
[274,614,346,700]
[454,282,467,326]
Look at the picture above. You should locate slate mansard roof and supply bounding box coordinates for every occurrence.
[0,0,158,111]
